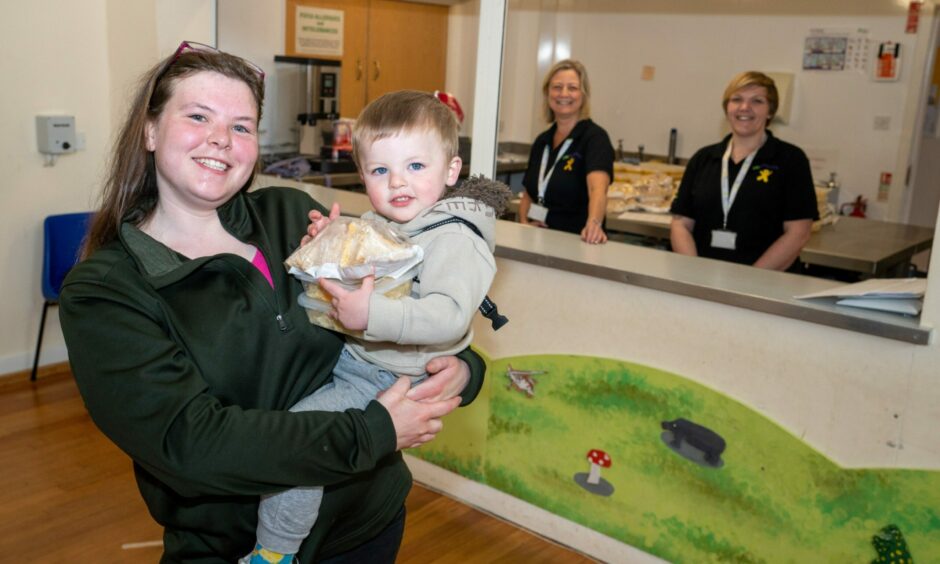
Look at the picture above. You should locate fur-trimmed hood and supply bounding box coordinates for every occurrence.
[443,175,513,217]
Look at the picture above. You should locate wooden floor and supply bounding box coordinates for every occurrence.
[0,369,593,563]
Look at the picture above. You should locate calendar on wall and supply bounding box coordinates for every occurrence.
[803,28,871,73]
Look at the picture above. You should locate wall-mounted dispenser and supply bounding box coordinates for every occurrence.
[36,115,77,154]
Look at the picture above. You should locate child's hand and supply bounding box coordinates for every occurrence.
[301,202,341,246]
[320,273,374,330]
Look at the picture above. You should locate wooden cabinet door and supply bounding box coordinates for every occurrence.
[285,0,369,118]
[366,0,448,103]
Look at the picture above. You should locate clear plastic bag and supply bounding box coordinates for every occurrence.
[284,217,424,334]
[285,216,423,283]
[296,266,418,336]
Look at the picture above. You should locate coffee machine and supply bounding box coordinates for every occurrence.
[274,56,355,172]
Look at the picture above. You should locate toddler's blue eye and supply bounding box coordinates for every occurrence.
[372,166,388,175]
[409,162,425,171]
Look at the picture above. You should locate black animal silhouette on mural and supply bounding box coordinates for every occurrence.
[661,418,726,466]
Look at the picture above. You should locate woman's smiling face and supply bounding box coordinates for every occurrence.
[725,84,771,139]
[547,69,584,121]
[145,70,259,213]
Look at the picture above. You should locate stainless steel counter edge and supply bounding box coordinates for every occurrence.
[494,221,932,345]
[254,176,934,346]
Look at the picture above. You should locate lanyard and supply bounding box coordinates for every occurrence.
[720,134,764,229]
[537,138,573,204]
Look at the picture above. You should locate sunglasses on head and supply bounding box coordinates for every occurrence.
[167,40,265,80]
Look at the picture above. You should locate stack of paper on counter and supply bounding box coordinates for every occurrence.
[795,278,926,316]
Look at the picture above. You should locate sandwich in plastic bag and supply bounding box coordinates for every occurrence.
[284,217,423,335]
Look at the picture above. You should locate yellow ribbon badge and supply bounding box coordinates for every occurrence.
[756,169,773,183]
[563,157,574,171]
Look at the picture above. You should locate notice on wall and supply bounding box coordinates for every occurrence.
[295,6,343,57]
[873,42,901,82]
[803,28,870,73]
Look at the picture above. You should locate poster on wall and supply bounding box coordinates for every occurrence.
[295,6,344,57]
[873,42,902,81]
[803,28,870,73]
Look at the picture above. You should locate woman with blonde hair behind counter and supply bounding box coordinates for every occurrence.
[519,59,613,244]
[670,71,818,271]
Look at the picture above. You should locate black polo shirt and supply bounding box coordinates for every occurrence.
[522,119,614,234]
[670,131,818,266]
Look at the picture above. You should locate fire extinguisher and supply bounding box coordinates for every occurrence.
[840,195,867,218]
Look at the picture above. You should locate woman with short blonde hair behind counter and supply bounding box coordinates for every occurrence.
[519,59,613,244]
[670,71,818,271]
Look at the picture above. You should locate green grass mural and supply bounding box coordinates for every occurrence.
[409,353,939,563]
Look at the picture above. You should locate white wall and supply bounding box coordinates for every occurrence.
[0,1,213,375]
[575,14,911,202]
[470,1,933,221]
[156,1,216,54]
[444,1,481,136]
[218,0,297,155]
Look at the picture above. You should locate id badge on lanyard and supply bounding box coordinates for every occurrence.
[713,137,762,251]
[530,138,574,222]
[527,202,549,222]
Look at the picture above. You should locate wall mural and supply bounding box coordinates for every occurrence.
[410,353,938,563]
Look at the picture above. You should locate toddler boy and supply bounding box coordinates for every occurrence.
[244,90,510,563]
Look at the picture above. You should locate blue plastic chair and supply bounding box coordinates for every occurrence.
[32,212,93,381]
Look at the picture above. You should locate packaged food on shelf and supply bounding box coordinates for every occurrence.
[613,161,685,184]
[607,172,678,214]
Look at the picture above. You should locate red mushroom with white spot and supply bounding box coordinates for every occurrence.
[586,449,611,485]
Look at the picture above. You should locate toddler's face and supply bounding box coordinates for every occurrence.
[358,128,461,223]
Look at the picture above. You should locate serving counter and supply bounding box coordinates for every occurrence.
[255,174,930,344]
[508,199,934,278]
[606,210,934,277]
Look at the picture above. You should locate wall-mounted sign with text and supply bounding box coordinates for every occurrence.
[295,6,344,57]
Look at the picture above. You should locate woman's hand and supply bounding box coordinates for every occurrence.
[319,274,373,331]
[407,355,471,403]
[581,219,607,244]
[300,202,341,246]
[379,377,462,450]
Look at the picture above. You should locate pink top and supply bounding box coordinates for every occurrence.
[251,247,274,288]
